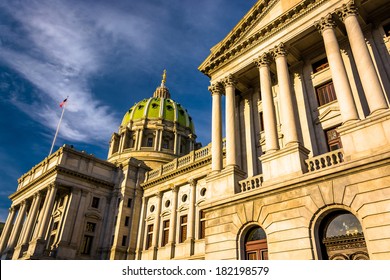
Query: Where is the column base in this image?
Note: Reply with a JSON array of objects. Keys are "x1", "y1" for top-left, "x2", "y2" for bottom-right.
[
  {"x1": 12, "y1": 243, "x2": 29, "y2": 259},
  {"x1": 26, "y1": 238, "x2": 47, "y2": 259},
  {"x1": 1, "y1": 248, "x2": 15, "y2": 260},
  {"x1": 338, "y1": 109, "x2": 390, "y2": 160},
  {"x1": 55, "y1": 242, "x2": 78, "y2": 259},
  {"x1": 206, "y1": 165, "x2": 246, "y2": 196},
  {"x1": 260, "y1": 142, "x2": 310, "y2": 182}
]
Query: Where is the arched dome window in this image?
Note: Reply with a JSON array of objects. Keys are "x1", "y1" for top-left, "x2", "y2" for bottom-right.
[
  {"x1": 317, "y1": 210, "x2": 369, "y2": 260},
  {"x1": 244, "y1": 226, "x2": 268, "y2": 260}
]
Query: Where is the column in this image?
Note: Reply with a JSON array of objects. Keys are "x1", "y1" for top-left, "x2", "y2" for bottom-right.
[
  {"x1": 337, "y1": 2, "x2": 388, "y2": 113},
  {"x1": 37, "y1": 184, "x2": 57, "y2": 239},
  {"x1": 0, "y1": 207, "x2": 16, "y2": 253},
  {"x1": 154, "y1": 130, "x2": 160, "y2": 151},
  {"x1": 223, "y1": 74, "x2": 238, "y2": 167},
  {"x1": 137, "y1": 129, "x2": 143, "y2": 150},
  {"x1": 209, "y1": 83, "x2": 223, "y2": 172},
  {"x1": 135, "y1": 196, "x2": 148, "y2": 259},
  {"x1": 7, "y1": 201, "x2": 27, "y2": 250},
  {"x1": 272, "y1": 43, "x2": 299, "y2": 145},
  {"x1": 187, "y1": 179, "x2": 196, "y2": 242},
  {"x1": 20, "y1": 192, "x2": 42, "y2": 245},
  {"x1": 243, "y1": 97, "x2": 257, "y2": 177},
  {"x1": 255, "y1": 53, "x2": 279, "y2": 152},
  {"x1": 315, "y1": 14, "x2": 359, "y2": 123},
  {"x1": 173, "y1": 129, "x2": 179, "y2": 155},
  {"x1": 168, "y1": 185, "x2": 178, "y2": 258},
  {"x1": 151, "y1": 192, "x2": 162, "y2": 251}
]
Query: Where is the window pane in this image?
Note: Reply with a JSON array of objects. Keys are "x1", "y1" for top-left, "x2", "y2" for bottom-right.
[{"x1": 326, "y1": 213, "x2": 363, "y2": 237}]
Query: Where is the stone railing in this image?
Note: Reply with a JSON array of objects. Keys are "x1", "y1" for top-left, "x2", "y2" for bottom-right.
[
  {"x1": 305, "y1": 149, "x2": 344, "y2": 172},
  {"x1": 238, "y1": 174, "x2": 263, "y2": 193},
  {"x1": 145, "y1": 143, "x2": 212, "y2": 181}
]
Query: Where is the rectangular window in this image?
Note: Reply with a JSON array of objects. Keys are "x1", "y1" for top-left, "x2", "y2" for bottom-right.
[
  {"x1": 179, "y1": 215, "x2": 188, "y2": 243},
  {"x1": 124, "y1": 216, "x2": 130, "y2": 227},
  {"x1": 52, "y1": 221, "x2": 59, "y2": 231},
  {"x1": 316, "y1": 81, "x2": 337, "y2": 106},
  {"x1": 199, "y1": 211, "x2": 206, "y2": 239},
  {"x1": 127, "y1": 198, "x2": 132, "y2": 208},
  {"x1": 122, "y1": 235, "x2": 127, "y2": 246},
  {"x1": 162, "y1": 139, "x2": 169, "y2": 149},
  {"x1": 162, "y1": 220, "x2": 170, "y2": 247},
  {"x1": 147, "y1": 137, "x2": 153, "y2": 147},
  {"x1": 81, "y1": 235, "x2": 93, "y2": 255},
  {"x1": 91, "y1": 197, "x2": 100, "y2": 209},
  {"x1": 325, "y1": 127, "x2": 342, "y2": 151},
  {"x1": 146, "y1": 224, "x2": 154, "y2": 249},
  {"x1": 259, "y1": 111, "x2": 264, "y2": 132},
  {"x1": 383, "y1": 22, "x2": 390, "y2": 37}
]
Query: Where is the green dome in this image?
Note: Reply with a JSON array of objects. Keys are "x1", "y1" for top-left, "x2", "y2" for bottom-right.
[{"x1": 121, "y1": 97, "x2": 195, "y2": 133}]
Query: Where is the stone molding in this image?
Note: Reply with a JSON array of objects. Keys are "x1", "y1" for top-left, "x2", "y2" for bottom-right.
[
  {"x1": 199, "y1": 0, "x2": 328, "y2": 75},
  {"x1": 314, "y1": 13, "x2": 336, "y2": 34},
  {"x1": 336, "y1": 0, "x2": 357, "y2": 22}
]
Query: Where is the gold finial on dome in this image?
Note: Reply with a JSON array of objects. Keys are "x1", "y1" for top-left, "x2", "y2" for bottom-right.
[{"x1": 161, "y1": 69, "x2": 167, "y2": 87}]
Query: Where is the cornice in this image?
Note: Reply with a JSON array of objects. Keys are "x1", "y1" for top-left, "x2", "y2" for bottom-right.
[
  {"x1": 140, "y1": 156, "x2": 211, "y2": 189},
  {"x1": 10, "y1": 165, "x2": 117, "y2": 200},
  {"x1": 199, "y1": 0, "x2": 328, "y2": 76}
]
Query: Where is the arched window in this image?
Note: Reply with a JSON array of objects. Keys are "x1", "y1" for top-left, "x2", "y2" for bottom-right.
[
  {"x1": 244, "y1": 226, "x2": 268, "y2": 260},
  {"x1": 317, "y1": 210, "x2": 369, "y2": 260}
]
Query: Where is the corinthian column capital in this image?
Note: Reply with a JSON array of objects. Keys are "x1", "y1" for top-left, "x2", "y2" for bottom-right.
[
  {"x1": 222, "y1": 74, "x2": 237, "y2": 88},
  {"x1": 336, "y1": 1, "x2": 358, "y2": 22},
  {"x1": 208, "y1": 82, "x2": 224, "y2": 96},
  {"x1": 272, "y1": 42, "x2": 288, "y2": 58},
  {"x1": 314, "y1": 14, "x2": 336, "y2": 34},
  {"x1": 254, "y1": 53, "x2": 271, "y2": 68}
]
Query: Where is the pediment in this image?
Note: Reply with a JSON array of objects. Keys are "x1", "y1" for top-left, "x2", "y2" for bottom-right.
[
  {"x1": 85, "y1": 212, "x2": 102, "y2": 221},
  {"x1": 199, "y1": 0, "x2": 323, "y2": 75},
  {"x1": 316, "y1": 105, "x2": 341, "y2": 124}
]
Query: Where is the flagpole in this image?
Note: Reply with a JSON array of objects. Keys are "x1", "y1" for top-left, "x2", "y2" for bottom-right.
[{"x1": 49, "y1": 97, "x2": 68, "y2": 156}]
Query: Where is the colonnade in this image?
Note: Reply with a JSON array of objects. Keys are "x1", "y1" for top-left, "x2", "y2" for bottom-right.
[
  {"x1": 209, "y1": 1, "x2": 388, "y2": 172},
  {"x1": 0, "y1": 184, "x2": 57, "y2": 258}
]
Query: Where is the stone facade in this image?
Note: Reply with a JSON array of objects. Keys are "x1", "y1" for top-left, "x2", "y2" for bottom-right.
[{"x1": 1, "y1": 0, "x2": 390, "y2": 260}]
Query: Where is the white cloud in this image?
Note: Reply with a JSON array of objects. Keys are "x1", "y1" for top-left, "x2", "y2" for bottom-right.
[{"x1": 0, "y1": 0, "x2": 122, "y2": 142}]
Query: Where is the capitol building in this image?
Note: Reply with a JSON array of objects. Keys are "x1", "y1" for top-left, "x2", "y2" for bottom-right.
[{"x1": 1, "y1": 0, "x2": 390, "y2": 260}]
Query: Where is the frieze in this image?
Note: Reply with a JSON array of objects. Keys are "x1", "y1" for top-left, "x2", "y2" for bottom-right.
[{"x1": 199, "y1": 0, "x2": 328, "y2": 75}]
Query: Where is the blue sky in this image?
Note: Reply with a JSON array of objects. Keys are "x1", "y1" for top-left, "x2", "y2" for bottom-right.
[{"x1": 0, "y1": 0, "x2": 257, "y2": 222}]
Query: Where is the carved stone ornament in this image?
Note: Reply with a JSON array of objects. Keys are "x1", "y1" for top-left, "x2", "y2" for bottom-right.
[
  {"x1": 254, "y1": 53, "x2": 271, "y2": 68},
  {"x1": 272, "y1": 42, "x2": 287, "y2": 58},
  {"x1": 208, "y1": 82, "x2": 224, "y2": 96},
  {"x1": 336, "y1": 1, "x2": 358, "y2": 22},
  {"x1": 222, "y1": 74, "x2": 237, "y2": 88},
  {"x1": 314, "y1": 13, "x2": 336, "y2": 34}
]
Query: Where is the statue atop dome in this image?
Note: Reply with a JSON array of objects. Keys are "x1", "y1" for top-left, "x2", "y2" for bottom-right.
[
  {"x1": 154, "y1": 69, "x2": 171, "y2": 98},
  {"x1": 161, "y1": 69, "x2": 167, "y2": 87}
]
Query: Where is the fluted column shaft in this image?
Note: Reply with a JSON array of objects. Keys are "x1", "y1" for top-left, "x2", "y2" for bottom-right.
[
  {"x1": 224, "y1": 75, "x2": 237, "y2": 167},
  {"x1": 337, "y1": 2, "x2": 388, "y2": 113},
  {"x1": 315, "y1": 14, "x2": 359, "y2": 123},
  {"x1": 272, "y1": 43, "x2": 299, "y2": 145},
  {"x1": 37, "y1": 185, "x2": 57, "y2": 239},
  {"x1": 0, "y1": 207, "x2": 16, "y2": 252},
  {"x1": 255, "y1": 54, "x2": 279, "y2": 152},
  {"x1": 135, "y1": 196, "x2": 148, "y2": 259},
  {"x1": 20, "y1": 192, "x2": 42, "y2": 245},
  {"x1": 209, "y1": 83, "x2": 223, "y2": 171},
  {"x1": 151, "y1": 192, "x2": 162, "y2": 248},
  {"x1": 187, "y1": 180, "x2": 196, "y2": 241},
  {"x1": 7, "y1": 202, "x2": 27, "y2": 249},
  {"x1": 168, "y1": 186, "x2": 178, "y2": 244}
]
